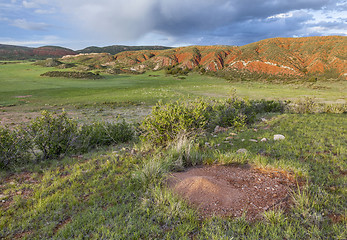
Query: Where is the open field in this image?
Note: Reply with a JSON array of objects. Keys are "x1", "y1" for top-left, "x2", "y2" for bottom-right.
[
  {"x1": 1, "y1": 62, "x2": 346, "y2": 125},
  {"x1": 0, "y1": 61, "x2": 346, "y2": 239}
]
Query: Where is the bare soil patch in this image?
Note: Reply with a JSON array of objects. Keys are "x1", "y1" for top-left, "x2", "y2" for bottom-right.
[{"x1": 167, "y1": 165, "x2": 297, "y2": 221}]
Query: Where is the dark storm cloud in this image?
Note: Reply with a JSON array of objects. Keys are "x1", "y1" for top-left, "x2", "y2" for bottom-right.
[
  {"x1": 0, "y1": 0, "x2": 344, "y2": 49},
  {"x1": 57, "y1": 0, "x2": 345, "y2": 45}
]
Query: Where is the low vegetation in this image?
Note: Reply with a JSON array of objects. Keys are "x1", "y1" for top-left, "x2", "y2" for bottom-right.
[
  {"x1": 40, "y1": 71, "x2": 103, "y2": 79},
  {"x1": 0, "y1": 58, "x2": 346, "y2": 239},
  {"x1": 0, "y1": 111, "x2": 134, "y2": 169},
  {"x1": 1, "y1": 102, "x2": 346, "y2": 239}
]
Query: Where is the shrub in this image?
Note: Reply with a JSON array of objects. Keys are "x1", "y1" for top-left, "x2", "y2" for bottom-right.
[
  {"x1": 140, "y1": 98, "x2": 286, "y2": 146},
  {"x1": 79, "y1": 120, "x2": 134, "y2": 150},
  {"x1": 289, "y1": 97, "x2": 317, "y2": 114},
  {"x1": 28, "y1": 111, "x2": 79, "y2": 160},
  {"x1": 0, "y1": 127, "x2": 31, "y2": 169},
  {"x1": 140, "y1": 99, "x2": 213, "y2": 146}
]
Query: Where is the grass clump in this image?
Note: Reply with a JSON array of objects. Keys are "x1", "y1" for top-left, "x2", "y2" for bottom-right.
[{"x1": 79, "y1": 120, "x2": 134, "y2": 151}]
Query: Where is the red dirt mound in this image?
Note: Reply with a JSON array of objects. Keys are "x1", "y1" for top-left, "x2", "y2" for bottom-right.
[{"x1": 167, "y1": 165, "x2": 297, "y2": 221}]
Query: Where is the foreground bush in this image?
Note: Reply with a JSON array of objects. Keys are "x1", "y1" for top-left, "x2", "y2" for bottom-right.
[
  {"x1": 28, "y1": 111, "x2": 79, "y2": 160},
  {"x1": 140, "y1": 98, "x2": 285, "y2": 146},
  {"x1": 140, "y1": 99, "x2": 213, "y2": 146},
  {"x1": 0, "y1": 111, "x2": 135, "y2": 170},
  {"x1": 0, "y1": 127, "x2": 31, "y2": 169}
]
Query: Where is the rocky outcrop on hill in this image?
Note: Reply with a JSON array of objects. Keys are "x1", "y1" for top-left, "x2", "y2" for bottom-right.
[{"x1": 109, "y1": 36, "x2": 346, "y2": 78}]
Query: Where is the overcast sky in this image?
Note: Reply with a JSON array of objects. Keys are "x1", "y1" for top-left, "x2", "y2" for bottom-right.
[{"x1": 0, "y1": 0, "x2": 346, "y2": 49}]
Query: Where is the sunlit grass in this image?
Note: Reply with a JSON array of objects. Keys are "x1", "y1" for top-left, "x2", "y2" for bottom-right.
[{"x1": 1, "y1": 113, "x2": 346, "y2": 239}]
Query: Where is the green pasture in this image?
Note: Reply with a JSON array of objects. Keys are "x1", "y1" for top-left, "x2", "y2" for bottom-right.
[{"x1": 0, "y1": 62, "x2": 345, "y2": 111}]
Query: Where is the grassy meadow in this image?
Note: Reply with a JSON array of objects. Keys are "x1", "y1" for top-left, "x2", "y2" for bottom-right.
[{"x1": 0, "y1": 61, "x2": 346, "y2": 239}]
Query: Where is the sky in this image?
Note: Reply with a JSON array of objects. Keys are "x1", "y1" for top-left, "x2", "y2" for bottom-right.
[{"x1": 0, "y1": 0, "x2": 346, "y2": 49}]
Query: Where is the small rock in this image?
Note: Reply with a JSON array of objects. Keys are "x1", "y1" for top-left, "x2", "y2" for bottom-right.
[
  {"x1": 274, "y1": 134, "x2": 285, "y2": 140},
  {"x1": 0, "y1": 194, "x2": 8, "y2": 200},
  {"x1": 241, "y1": 139, "x2": 245, "y2": 142},
  {"x1": 214, "y1": 125, "x2": 228, "y2": 133},
  {"x1": 253, "y1": 128, "x2": 258, "y2": 132},
  {"x1": 249, "y1": 139, "x2": 258, "y2": 142},
  {"x1": 236, "y1": 148, "x2": 247, "y2": 154},
  {"x1": 261, "y1": 118, "x2": 267, "y2": 122},
  {"x1": 225, "y1": 136, "x2": 233, "y2": 140},
  {"x1": 230, "y1": 132, "x2": 237, "y2": 136},
  {"x1": 260, "y1": 138, "x2": 267, "y2": 142}
]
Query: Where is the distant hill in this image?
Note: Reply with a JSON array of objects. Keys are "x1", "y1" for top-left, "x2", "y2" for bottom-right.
[
  {"x1": 105, "y1": 36, "x2": 346, "y2": 78},
  {"x1": 0, "y1": 44, "x2": 171, "y2": 60},
  {"x1": 0, "y1": 45, "x2": 76, "y2": 60},
  {"x1": 77, "y1": 45, "x2": 171, "y2": 55}
]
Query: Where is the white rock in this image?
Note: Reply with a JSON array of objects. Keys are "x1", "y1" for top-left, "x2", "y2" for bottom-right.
[
  {"x1": 261, "y1": 118, "x2": 267, "y2": 122},
  {"x1": 0, "y1": 194, "x2": 8, "y2": 200},
  {"x1": 236, "y1": 148, "x2": 248, "y2": 154},
  {"x1": 260, "y1": 138, "x2": 267, "y2": 142},
  {"x1": 274, "y1": 134, "x2": 285, "y2": 140},
  {"x1": 249, "y1": 139, "x2": 258, "y2": 142}
]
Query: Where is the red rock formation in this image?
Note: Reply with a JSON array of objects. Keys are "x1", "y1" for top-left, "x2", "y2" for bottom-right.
[{"x1": 63, "y1": 36, "x2": 347, "y2": 78}]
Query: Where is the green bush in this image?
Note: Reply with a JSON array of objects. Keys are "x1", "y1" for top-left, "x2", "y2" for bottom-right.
[
  {"x1": 28, "y1": 111, "x2": 79, "y2": 160},
  {"x1": 140, "y1": 99, "x2": 213, "y2": 146},
  {"x1": 289, "y1": 97, "x2": 317, "y2": 114},
  {"x1": 0, "y1": 127, "x2": 31, "y2": 169},
  {"x1": 140, "y1": 98, "x2": 286, "y2": 146},
  {"x1": 79, "y1": 120, "x2": 134, "y2": 150},
  {"x1": 212, "y1": 98, "x2": 284, "y2": 128}
]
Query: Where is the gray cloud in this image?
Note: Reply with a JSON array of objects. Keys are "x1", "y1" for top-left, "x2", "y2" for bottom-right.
[
  {"x1": 54, "y1": 0, "x2": 345, "y2": 45},
  {"x1": 2, "y1": 0, "x2": 341, "y2": 47},
  {"x1": 11, "y1": 18, "x2": 50, "y2": 31}
]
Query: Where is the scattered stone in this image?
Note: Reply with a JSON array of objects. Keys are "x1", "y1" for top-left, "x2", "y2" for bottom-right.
[
  {"x1": 230, "y1": 133, "x2": 237, "y2": 136},
  {"x1": 225, "y1": 136, "x2": 233, "y2": 140},
  {"x1": 241, "y1": 139, "x2": 245, "y2": 142},
  {"x1": 214, "y1": 125, "x2": 228, "y2": 133},
  {"x1": 261, "y1": 118, "x2": 267, "y2": 122},
  {"x1": 236, "y1": 148, "x2": 247, "y2": 154},
  {"x1": 249, "y1": 139, "x2": 258, "y2": 142},
  {"x1": 274, "y1": 134, "x2": 285, "y2": 141},
  {"x1": 0, "y1": 194, "x2": 8, "y2": 200},
  {"x1": 260, "y1": 138, "x2": 267, "y2": 142},
  {"x1": 213, "y1": 135, "x2": 217, "y2": 138},
  {"x1": 253, "y1": 128, "x2": 258, "y2": 132}
]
